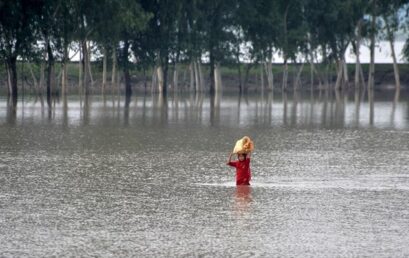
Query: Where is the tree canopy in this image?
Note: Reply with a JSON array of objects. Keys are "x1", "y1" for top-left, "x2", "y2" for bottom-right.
[{"x1": 1, "y1": 0, "x2": 408, "y2": 99}]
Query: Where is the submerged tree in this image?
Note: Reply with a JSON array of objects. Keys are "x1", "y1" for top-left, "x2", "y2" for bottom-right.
[
  {"x1": 0, "y1": 0, "x2": 42, "y2": 105},
  {"x1": 238, "y1": 0, "x2": 280, "y2": 92},
  {"x1": 379, "y1": 0, "x2": 407, "y2": 90}
]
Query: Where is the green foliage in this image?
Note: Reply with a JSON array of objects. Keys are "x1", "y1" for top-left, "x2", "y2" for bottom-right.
[
  {"x1": 0, "y1": 0, "x2": 42, "y2": 60},
  {"x1": 1, "y1": 0, "x2": 409, "y2": 94}
]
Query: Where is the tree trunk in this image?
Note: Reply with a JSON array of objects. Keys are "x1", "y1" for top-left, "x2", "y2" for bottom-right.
[
  {"x1": 264, "y1": 61, "x2": 273, "y2": 91},
  {"x1": 162, "y1": 57, "x2": 169, "y2": 96},
  {"x1": 156, "y1": 65, "x2": 164, "y2": 93},
  {"x1": 335, "y1": 59, "x2": 344, "y2": 90},
  {"x1": 237, "y1": 61, "x2": 243, "y2": 93},
  {"x1": 82, "y1": 40, "x2": 89, "y2": 94},
  {"x1": 142, "y1": 68, "x2": 148, "y2": 93},
  {"x1": 111, "y1": 47, "x2": 117, "y2": 92},
  {"x1": 282, "y1": 5, "x2": 289, "y2": 91},
  {"x1": 209, "y1": 51, "x2": 215, "y2": 95},
  {"x1": 28, "y1": 62, "x2": 39, "y2": 93},
  {"x1": 214, "y1": 63, "x2": 222, "y2": 93},
  {"x1": 78, "y1": 45, "x2": 83, "y2": 95},
  {"x1": 46, "y1": 39, "x2": 54, "y2": 106},
  {"x1": 268, "y1": 61, "x2": 273, "y2": 91},
  {"x1": 194, "y1": 61, "x2": 200, "y2": 92},
  {"x1": 243, "y1": 63, "x2": 252, "y2": 94},
  {"x1": 87, "y1": 41, "x2": 94, "y2": 85},
  {"x1": 151, "y1": 65, "x2": 157, "y2": 93},
  {"x1": 294, "y1": 63, "x2": 304, "y2": 89},
  {"x1": 62, "y1": 43, "x2": 68, "y2": 96},
  {"x1": 260, "y1": 63, "x2": 265, "y2": 93},
  {"x1": 385, "y1": 17, "x2": 400, "y2": 90},
  {"x1": 5, "y1": 62, "x2": 12, "y2": 96},
  {"x1": 123, "y1": 40, "x2": 132, "y2": 97},
  {"x1": 368, "y1": 0, "x2": 376, "y2": 89},
  {"x1": 102, "y1": 46, "x2": 107, "y2": 94},
  {"x1": 173, "y1": 64, "x2": 178, "y2": 92},
  {"x1": 282, "y1": 60, "x2": 288, "y2": 91},
  {"x1": 322, "y1": 47, "x2": 329, "y2": 87},
  {"x1": 198, "y1": 61, "x2": 204, "y2": 91},
  {"x1": 189, "y1": 62, "x2": 194, "y2": 91},
  {"x1": 355, "y1": 20, "x2": 363, "y2": 87},
  {"x1": 310, "y1": 61, "x2": 314, "y2": 90},
  {"x1": 7, "y1": 57, "x2": 18, "y2": 106},
  {"x1": 343, "y1": 60, "x2": 349, "y2": 84}
]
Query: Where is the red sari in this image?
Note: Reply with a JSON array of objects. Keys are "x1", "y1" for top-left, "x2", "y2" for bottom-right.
[{"x1": 228, "y1": 158, "x2": 251, "y2": 185}]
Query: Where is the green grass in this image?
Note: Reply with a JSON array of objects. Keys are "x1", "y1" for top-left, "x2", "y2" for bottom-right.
[{"x1": 1, "y1": 61, "x2": 408, "y2": 85}]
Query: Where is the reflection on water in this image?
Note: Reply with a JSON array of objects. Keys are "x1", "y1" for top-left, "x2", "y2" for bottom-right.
[
  {"x1": 1, "y1": 89, "x2": 408, "y2": 129},
  {"x1": 234, "y1": 186, "x2": 252, "y2": 216},
  {"x1": 1, "y1": 89, "x2": 409, "y2": 257}
]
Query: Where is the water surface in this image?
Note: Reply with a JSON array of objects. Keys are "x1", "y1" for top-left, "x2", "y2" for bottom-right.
[{"x1": 1, "y1": 90, "x2": 409, "y2": 257}]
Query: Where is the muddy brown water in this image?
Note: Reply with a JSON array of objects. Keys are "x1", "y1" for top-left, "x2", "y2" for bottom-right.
[{"x1": 1, "y1": 91, "x2": 409, "y2": 257}]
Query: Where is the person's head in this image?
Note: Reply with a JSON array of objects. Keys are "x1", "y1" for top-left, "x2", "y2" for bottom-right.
[{"x1": 238, "y1": 153, "x2": 247, "y2": 161}]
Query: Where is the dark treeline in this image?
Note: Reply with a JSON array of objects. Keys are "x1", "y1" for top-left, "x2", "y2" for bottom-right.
[{"x1": 1, "y1": 0, "x2": 409, "y2": 107}]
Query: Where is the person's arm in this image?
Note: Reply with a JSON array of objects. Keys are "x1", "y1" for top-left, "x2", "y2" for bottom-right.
[{"x1": 226, "y1": 152, "x2": 233, "y2": 165}]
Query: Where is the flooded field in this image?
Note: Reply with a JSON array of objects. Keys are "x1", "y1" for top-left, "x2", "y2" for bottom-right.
[{"x1": 1, "y1": 90, "x2": 409, "y2": 257}]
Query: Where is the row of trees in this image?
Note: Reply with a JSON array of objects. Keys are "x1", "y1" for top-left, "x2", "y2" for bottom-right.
[{"x1": 1, "y1": 0, "x2": 408, "y2": 105}]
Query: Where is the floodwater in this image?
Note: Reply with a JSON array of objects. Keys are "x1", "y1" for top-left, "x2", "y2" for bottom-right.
[{"x1": 1, "y1": 90, "x2": 409, "y2": 257}]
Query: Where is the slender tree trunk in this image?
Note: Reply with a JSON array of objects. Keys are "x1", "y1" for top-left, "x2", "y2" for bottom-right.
[
  {"x1": 243, "y1": 63, "x2": 252, "y2": 94},
  {"x1": 156, "y1": 65, "x2": 164, "y2": 93},
  {"x1": 46, "y1": 39, "x2": 55, "y2": 106},
  {"x1": 87, "y1": 41, "x2": 94, "y2": 85},
  {"x1": 265, "y1": 60, "x2": 273, "y2": 91},
  {"x1": 194, "y1": 61, "x2": 200, "y2": 92},
  {"x1": 335, "y1": 59, "x2": 344, "y2": 90},
  {"x1": 282, "y1": 5, "x2": 289, "y2": 91},
  {"x1": 7, "y1": 57, "x2": 18, "y2": 106},
  {"x1": 343, "y1": 59, "x2": 349, "y2": 84},
  {"x1": 143, "y1": 68, "x2": 148, "y2": 93},
  {"x1": 62, "y1": 43, "x2": 68, "y2": 96},
  {"x1": 310, "y1": 60, "x2": 314, "y2": 90},
  {"x1": 322, "y1": 46, "x2": 329, "y2": 87},
  {"x1": 308, "y1": 34, "x2": 315, "y2": 89},
  {"x1": 282, "y1": 60, "x2": 288, "y2": 91},
  {"x1": 162, "y1": 57, "x2": 169, "y2": 96},
  {"x1": 123, "y1": 40, "x2": 132, "y2": 97},
  {"x1": 198, "y1": 61, "x2": 204, "y2": 92},
  {"x1": 268, "y1": 61, "x2": 273, "y2": 91},
  {"x1": 5, "y1": 62, "x2": 12, "y2": 96},
  {"x1": 384, "y1": 17, "x2": 400, "y2": 90},
  {"x1": 78, "y1": 45, "x2": 83, "y2": 94},
  {"x1": 189, "y1": 62, "x2": 195, "y2": 91},
  {"x1": 368, "y1": 0, "x2": 376, "y2": 89},
  {"x1": 237, "y1": 61, "x2": 243, "y2": 93},
  {"x1": 173, "y1": 63, "x2": 178, "y2": 92},
  {"x1": 260, "y1": 63, "x2": 265, "y2": 93},
  {"x1": 111, "y1": 47, "x2": 117, "y2": 92},
  {"x1": 209, "y1": 51, "x2": 215, "y2": 95},
  {"x1": 214, "y1": 63, "x2": 222, "y2": 93},
  {"x1": 151, "y1": 65, "x2": 157, "y2": 93},
  {"x1": 28, "y1": 62, "x2": 39, "y2": 93},
  {"x1": 102, "y1": 46, "x2": 107, "y2": 94},
  {"x1": 294, "y1": 63, "x2": 304, "y2": 88},
  {"x1": 369, "y1": 87, "x2": 374, "y2": 125},
  {"x1": 355, "y1": 20, "x2": 363, "y2": 87},
  {"x1": 82, "y1": 40, "x2": 89, "y2": 94},
  {"x1": 214, "y1": 63, "x2": 219, "y2": 92}
]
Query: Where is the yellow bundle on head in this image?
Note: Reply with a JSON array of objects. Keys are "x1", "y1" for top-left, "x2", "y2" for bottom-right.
[{"x1": 233, "y1": 136, "x2": 254, "y2": 154}]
